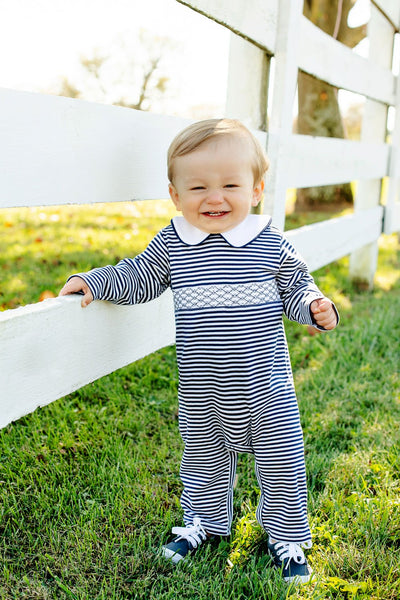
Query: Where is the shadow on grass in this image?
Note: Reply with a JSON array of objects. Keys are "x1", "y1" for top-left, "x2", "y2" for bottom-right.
[{"x1": 1, "y1": 201, "x2": 399, "y2": 598}]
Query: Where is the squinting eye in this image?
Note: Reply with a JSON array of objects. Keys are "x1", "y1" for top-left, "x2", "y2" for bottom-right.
[
  {"x1": 225, "y1": 184, "x2": 238, "y2": 188},
  {"x1": 190, "y1": 186, "x2": 205, "y2": 191}
]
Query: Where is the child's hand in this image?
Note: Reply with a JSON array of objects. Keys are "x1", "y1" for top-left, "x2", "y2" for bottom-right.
[
  {"x1": 59, "y1": 277, "x2": 94, "y2": 308},
  {"x1": 310, "y1": 298, "x2": 337, "y2": 330}
]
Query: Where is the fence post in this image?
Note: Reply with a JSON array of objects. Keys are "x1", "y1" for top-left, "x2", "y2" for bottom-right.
[
  {"x1": 225, "y1": 33, "x2": 269, "y2": 132},
  {"x1": 225, "y1": 0, "x2": 303, "y2": 227},
  {"x1": 263, "y1": 0, "x2": 303, "y2": 230},
  {"x1": 349, "y1": 5, "x2": 394, "y2": 288},
  {"x1": 384, "y1": 51, "x2": 400, "y2": 236},
  {"x1": 225, "y1": 33, "x2": 270, "y2": 215}
]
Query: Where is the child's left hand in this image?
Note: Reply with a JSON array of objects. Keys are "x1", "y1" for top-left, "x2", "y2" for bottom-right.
[{"x1": 310, "y1": 298, "x2": 337, "y2": 330}]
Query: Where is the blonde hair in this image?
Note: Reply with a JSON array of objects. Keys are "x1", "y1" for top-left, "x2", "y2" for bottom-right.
[{"x1": 167, "y1": 118, "x2": 269, "y2": 184}]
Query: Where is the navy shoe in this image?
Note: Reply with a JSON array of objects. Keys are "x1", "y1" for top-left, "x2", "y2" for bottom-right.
[
  {"x1": 267, "y1": 539, "x2": 313, "y2": 584},
  {"x1": 161, "y1": 518, "x2": 210, "y2": 564}
]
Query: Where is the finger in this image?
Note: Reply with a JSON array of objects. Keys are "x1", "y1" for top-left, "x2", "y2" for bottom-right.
[
  {"x1": 310, "y1": 299, "x2": 321, "y2": 314},
  {"x1": 59, "y1": 283, "x2": 76, "y2": 296},
  {"x1": 81, "y1": 291, "x2": 93, "y2": 308},
  {"x1": 315, "y1": 310, "x2": 337, "y2": 329},
  {"x1": 317, "y1": 298, "x2": 331, "y2": 311},
  {"x1": 59, "y1": 277, "x2": 86, "y2": 297},
  {"x1": 314, "y1": 307, "x2": 332, "y2": 322},
  {"x1": 319, "y1": 316, "x2": 336, "y2": 330},
  {"x1": 314, "y1": 299, "x2": 333, "y2": 319}
]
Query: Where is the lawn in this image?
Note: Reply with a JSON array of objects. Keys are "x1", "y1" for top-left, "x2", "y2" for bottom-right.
[{"x1": 0, "y1": 202, "x2": 399, "y2": 599}]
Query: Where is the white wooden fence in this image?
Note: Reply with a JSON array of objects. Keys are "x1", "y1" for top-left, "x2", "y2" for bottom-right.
[{"x1": 1, "y1": 0, "x2": 399, "y2": 429}]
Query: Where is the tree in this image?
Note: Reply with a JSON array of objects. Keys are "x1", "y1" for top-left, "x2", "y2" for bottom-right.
[
  {"x1": 54, "y1": 30, "x2": 175, "y2": 112},
  {"x1": 343, "y1": 102, "x2": 363, "y2": 140},
  {"x1": 296, "y1": 0, "x2": 368, "y2": 211}
]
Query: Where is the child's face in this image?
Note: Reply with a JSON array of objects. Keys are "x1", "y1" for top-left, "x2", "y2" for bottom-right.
[{"x1": 169, "y1": 135, "x2": 264, "y2": 234}]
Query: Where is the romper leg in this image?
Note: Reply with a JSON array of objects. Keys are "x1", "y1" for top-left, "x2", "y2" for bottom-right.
[
  {"x1": 252, "y1": 392, "x2": 311, "y2": 543},
  {"x1": 180, "y1": 437, "x2": 238, "y2": 536}
]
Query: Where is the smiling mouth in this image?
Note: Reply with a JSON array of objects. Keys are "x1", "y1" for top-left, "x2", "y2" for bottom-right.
[{"x1": 203, "y1": 211, "x2": 229, "y2": 217}]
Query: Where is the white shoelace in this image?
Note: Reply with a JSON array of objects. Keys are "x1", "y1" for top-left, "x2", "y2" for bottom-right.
[
  {"x1": 172, "y1": 518, "x2": 208, "y2": 548},
  {"x1": 272, "y1": 541, "x2": 312, "y2": 565}
]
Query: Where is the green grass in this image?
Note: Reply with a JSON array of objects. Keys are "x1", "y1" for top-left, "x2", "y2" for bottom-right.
[
  {"x1": 0, "y1": 200, "x2": 177, "y2": 309},
  {"x1": 1, "y1": 203, "x2": 400, "y2": 599}
]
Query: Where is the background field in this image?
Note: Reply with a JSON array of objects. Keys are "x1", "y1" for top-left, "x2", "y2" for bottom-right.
[{"x1": 1, "y1": 202, "x2": 399, "y2": 599}]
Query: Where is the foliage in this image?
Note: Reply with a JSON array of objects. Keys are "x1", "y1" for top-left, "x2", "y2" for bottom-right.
[
  {"x1": 1, "y1": 203, "x2": 399, "y2": 599},
  {"x1": 53, "y1": 31, "x2": 177, "y2": 111}
]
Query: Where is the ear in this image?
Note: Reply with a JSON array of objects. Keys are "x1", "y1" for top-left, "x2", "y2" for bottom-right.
[
  {"x1": 169, "y1": 183, "x2": 182, "y2": 211},
  {"x1": 251, "y1": 178, "x2": 265, "y2": 207}
]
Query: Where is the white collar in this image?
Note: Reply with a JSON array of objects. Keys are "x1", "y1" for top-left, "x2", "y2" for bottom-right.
[{"x1": 171, "y1": 214, "x2": 272, "y2": 247}]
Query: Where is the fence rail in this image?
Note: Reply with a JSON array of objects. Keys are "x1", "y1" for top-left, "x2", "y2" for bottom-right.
[
  {"x1": 299, "y1": 16, "x2": 396, "y2": 105},
  {"x1": 0, "y1": 90, "x2": 190, "y2": 208},
  {"x1": 0, "y1": 292, "x2": 175, "y2": 429},
  {"x1": 1, "y1": 0, "x2": 399, "y2": 429}
]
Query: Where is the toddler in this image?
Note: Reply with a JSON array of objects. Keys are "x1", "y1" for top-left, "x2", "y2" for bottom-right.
[{"x1": 60, "y1": 118, "x2": 338, "y2": 584}]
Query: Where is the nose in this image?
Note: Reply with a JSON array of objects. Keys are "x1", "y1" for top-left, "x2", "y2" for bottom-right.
[{"x1": 207, "y1": 189, "x2": 224, "y2": 204}]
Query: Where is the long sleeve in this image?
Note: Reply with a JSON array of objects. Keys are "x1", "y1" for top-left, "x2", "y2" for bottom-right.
[
  {"x1": 275, "y1": 232, "x2": 338, "y2": 330},
  {"x1": 70, "y1": 230, "x2": 171, "y2": 305}
]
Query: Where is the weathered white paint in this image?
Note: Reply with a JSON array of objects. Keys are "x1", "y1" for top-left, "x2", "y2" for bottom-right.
[
  {"x1": 1, "y1": 0, "x2": 400, "y2": 429},
  {"x1": 385, "y1": 120, "x2": 400, "y2": 234},
  {"x1": 265, "y1": 0, "x2": 303, "y2": 229},
  {"x1": 226, "y1": 33, "x2": 269, "y2": 131},
  {"x1": 286, "y1": 206, "x2": 384, "y2": 273},
  {"x1": 350, "y1": 5, "x2": 393, "y2": 287},
  {"x1": 277, "y1": 134, "x2": 389, "y2": 189},
  {"x1": 373, "y1": 0, "x2": 400, "y2": 29},
  {"x1": 385, "y1": 200, "x2": 400, "y2": 233},
  {"x1": 299, "y1": 16, "x2": 396, "y2": 106},
  {"x1": 177, "y1": 0, "x2": 278, "y2": 54},
  {"x1": 0, "y1": 206, "x2": 381, "y2": 428},
  {"x1": 0, "y1": 292, "x2": 175, "y2": 428},
  {"x1": 383, "y1": 1, "x2": 400, "y2": 234},
  {"x1": 0, "y1": 89, "x2": 190, "y2": 208}
]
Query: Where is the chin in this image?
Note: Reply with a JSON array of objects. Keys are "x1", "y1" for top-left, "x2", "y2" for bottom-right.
[{"x1": 199, "y1": 214, "x2": 231, "y2": 227}]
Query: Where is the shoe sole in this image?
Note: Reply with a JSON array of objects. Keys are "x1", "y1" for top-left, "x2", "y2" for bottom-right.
[
  {"x1": 283, "y1": 566, "x2": 313, "y2": 585},
  {"x1": 161, "y1": 546, "x2": 187, "y2": 564}
]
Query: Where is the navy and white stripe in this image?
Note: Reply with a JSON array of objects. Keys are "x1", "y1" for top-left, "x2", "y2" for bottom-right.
[{"x1": 76, "y1": 219, "x2": 332, "y2": 543}]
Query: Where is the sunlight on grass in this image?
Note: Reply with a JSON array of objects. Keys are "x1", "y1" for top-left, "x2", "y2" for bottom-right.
[
  {"x1": 226, "y1": 507, "x2": 263, "y2": 571},
  {"x1": 1, "y1": 203, "x2": 400, "y2": 598},
  {"x1": 0, "y1": 200, "x2": 178, "y2": 309},
  {"x1": 375, "y1": 234, "x2": 400, "y2": 290}
]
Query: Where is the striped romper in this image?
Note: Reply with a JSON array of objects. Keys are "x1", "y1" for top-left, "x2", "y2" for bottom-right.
[{"x1": 77, "y1": 214, "x2": 335, "y2": 544}]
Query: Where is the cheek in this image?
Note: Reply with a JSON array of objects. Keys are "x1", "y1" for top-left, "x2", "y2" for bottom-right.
[
  {"x1": 174, "y1": 198, "x2": 183, "y2": 211},
  {"x1": 180, "y1": 197, "x2": 199, "y2": 212},
  {"x1": 171, "y1": 192, "x2": 191, "y2": 213}
]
